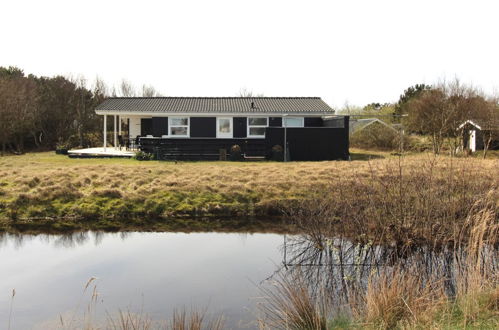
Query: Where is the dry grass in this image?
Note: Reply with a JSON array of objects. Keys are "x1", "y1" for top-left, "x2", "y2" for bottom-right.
[
  {"x1": 0, "y1": 151, "x2": 496, "y2": 236},
  {"x1": 260, "y1": 196, "x2": 499, "y2": 329},
  {"x1": 170, "y1": 308, "x2": 224, "y2": 330},
  {"x1": 259, "y1": 272, "x2": 330, "y2": 330},
  {"x1": 287, "y1": 154, "x2": 498, "y2": 246},
  {"x1": 362, "y1": 268, "x2": 446, "y2": 328}
]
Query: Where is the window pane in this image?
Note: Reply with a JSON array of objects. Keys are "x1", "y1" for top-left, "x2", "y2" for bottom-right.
[
  {"x1": 249, "y1": 127, "x2": 266, "y2": 136},
  {"x1": 171, "y1": 118, "x2": 188, "y2": 126},
  {"x1": 170, "y1": 127, "x2": 188, "y2": 136},
  {"x1": 219, "y1": 119, "x2": 230, "y2": 133},
  {"x1": 248, "y1": 117, "x2": 267, "y2": 126},
  {"x1": 284, "y1": 117, "x2": 303, "y2": 127}
]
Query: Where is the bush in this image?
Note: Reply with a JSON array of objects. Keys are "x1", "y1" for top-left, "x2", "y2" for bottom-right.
[
  {"x1": 230, "y1": 145, "x2": 243, "y2": 161},
  {"x1": 65, "y1": 132, "x2": 103, "y2": 149},
  {"x1": 350, "y1": 123, "x2": 407, "y2": 151},
  {"x1": 271, "y1": 145, "x2": 284, "y2": 161},
  {"x1": 133, "y1": 151, "x2": 154, "y2": 161}
]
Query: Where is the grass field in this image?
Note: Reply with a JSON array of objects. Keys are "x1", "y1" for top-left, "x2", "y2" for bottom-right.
[{"x1": 0, "y1": 149, "x2": 497, "y2": 233}]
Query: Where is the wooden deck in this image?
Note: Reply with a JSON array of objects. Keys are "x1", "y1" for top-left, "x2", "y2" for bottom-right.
[{"x1": 67, "y1": 147, "x2": 136, "y2": 158}]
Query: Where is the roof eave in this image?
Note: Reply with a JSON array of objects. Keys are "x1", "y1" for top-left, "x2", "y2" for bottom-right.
[{"x1": 95, "y1": 110, "x2": 335, "y2": 116}]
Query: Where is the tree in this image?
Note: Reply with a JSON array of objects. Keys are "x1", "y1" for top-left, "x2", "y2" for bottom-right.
[
  {"x1": 404, "y1": 80, "x2": 485, "y2": 155},
  {"x1": 141, "y1": 84, "x2": 162, "y2": 97},
  {"x1": 395, "y1": 84, "x2": 432, "y2": 118},
  {"x1": 475, "y1": 98, "x2": 499, "y2": 158},
  {"x1": 120, "y1": 79, "x2": 136, "y2": 97},
  {"x1": 405, "y1": 88, "x2": 450, "y2": 154},
  {"x1": 237, "y1": 88, "x2": 264, "y2": 97}
]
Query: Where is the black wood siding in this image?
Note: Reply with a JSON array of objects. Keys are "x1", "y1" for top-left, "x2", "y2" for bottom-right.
[
  {"x1": 266, "y1": 126, "x2": 349, "y2": 161},
  {"x1": 269, "y1": 117, "x2": 282, "y2": 127},
  {"x1": 140, "y1": 138, "x2": 266, "y2": 160},
  {"x1": 191, "y1": 117, "x2": 216, "y2": 137},
  {"x1": 141, "y1": 118, "x2": 153, "y2": 136},
  {"x1": 152, "y1": 117, "x2": 168, "y2": 136},
  {"x1": 304, "y1": 117, "x2": 324, "y2": 127},
  {"x1": 233, "y1": 117, "x2": 247, "y2": 138}
]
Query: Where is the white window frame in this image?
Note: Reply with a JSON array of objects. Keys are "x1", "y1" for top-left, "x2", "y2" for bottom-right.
[
  {"x1": 169, "y1": 116, "x2": 189, "y2": 137},
  {"x1": 217, "y1": 117, "x2": 233, "y2": 138},
  {"x1": 283, "y1": 117, "x2": 304, "y2": 128},
  {"x1": 247, "y1": 117, "x2": 268, "y2": 138}
]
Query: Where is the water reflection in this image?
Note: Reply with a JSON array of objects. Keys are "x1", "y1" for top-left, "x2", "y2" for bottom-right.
[
  {"x1": 2, "y1": 230, "x2": 497, "y2": 328},
  {"x1": 0, "y1": 231, "x2": 134, "y2": 250},
  {"x1": 0, "y1": 231, "x2": 283, "y2": 329},
  {"x1": 274, "y1": 233, "x2": 499, "y2": 310}
]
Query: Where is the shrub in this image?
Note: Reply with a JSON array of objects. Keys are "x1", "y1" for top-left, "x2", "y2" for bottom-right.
[
  {"x1": 350, "y1": 123, "x2": 405, "y2": 150},
  {"x1": 271, "y1": 145, "x2": 284, "y2": 161},
  {"x1": 230, "y1": 145, "x2": 243, "y2": 161},
  {"x1": 133, "y1": 151, "x2": 154, "y2": 161},
  {"x1": 66, "y1": 132, "x2": 103, "y2": 149}
]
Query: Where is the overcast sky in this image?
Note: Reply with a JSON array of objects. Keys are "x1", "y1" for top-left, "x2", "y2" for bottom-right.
[{"x1": 2, "y1": 0, "x2": 498, "y2": 108}]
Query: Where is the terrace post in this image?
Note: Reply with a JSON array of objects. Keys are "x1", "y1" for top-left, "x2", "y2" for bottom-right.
[
  {"x1": 103, "y1": 114, "x2": 107, "y2": 151},
  {"x1": 283, "y1": 114, "x2": 288, "y2": 162},
  {"x1": 118, "y1": 115, "x2": 122, "y2": 135},
  {"x1": 114, "y1": 115, "x2": 117, "y2": 149}
]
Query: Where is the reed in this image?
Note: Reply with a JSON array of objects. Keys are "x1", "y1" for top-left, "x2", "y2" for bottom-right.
[
  {"x1": 259, "y1": 272, "x2": 330, "y2": 330},
  {"x1": 170, "y1": 308, "x2": 224, "y2": 330},
  {"x1": 7, "y1": 288, "x2": 15, "y2": 330},
  {"x1": 262, "y1": 194, "x2": 498, "y2": 329}
]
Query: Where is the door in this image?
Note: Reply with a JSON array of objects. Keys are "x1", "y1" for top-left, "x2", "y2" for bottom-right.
[
  {"x1": 217, "y1": 117, "x2": 233, "y2": 138},
  {"x1": 470, "y1": 130, "x2": 476, "y2": 152}
]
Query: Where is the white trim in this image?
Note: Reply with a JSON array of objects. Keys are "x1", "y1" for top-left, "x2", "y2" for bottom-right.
[
  {"x1": 216, "y1": 117, "x2": 233, "y2": 138},
  {"x1": 168, "y1": 116, "x2": 190, "y2": 137},
  {"x1": 247, "y1": 117, "x2": 268, "y2": 138},
  {"x1": 113, "y1": 115, "x2": 118, "y2": 147},
  {"x1": 95, "y1": 111, "x2": 330, "y2": 117},
  {"x1": 470, "y1": 129, "x2": 476, "y2": 152},
  {"x1": 103, "y1": 114, "x2": 107, "y2": 151},
  {"x1": 458, "y1": 120, "x2": 482, "y2": 130}
]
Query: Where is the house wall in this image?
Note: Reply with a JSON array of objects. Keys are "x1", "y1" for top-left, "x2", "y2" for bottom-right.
[
  {"x1": 191, "y1": 117, "x2": 216, "y2": 137},
  {"x1": 126, "y1": 115, "x2": 333, "y2": 139},
  {"x1": 152, "y1": 117, "x2": 169, "y2": 136},
  {"x1": 269, "y1": 117, "x2": 282, "y2": 127},
  {"x1": 304, "y1": 117, "x2": 324, "y2": 127},
  {"x1": 139, "y1": 125, "x2": 349, "y2": 161},
  {"x1": 233, "y1": 117, "x2": 247, "y2": 138},
  {"x1": 129, "y1": 117, "x2": 142, "y2": 138},
  {"x1": 266, "y1": 126, "x2": 349, "y2": 161},
  {"x1": 141, "y1": 118, "x2": 153, "y2": 136}
]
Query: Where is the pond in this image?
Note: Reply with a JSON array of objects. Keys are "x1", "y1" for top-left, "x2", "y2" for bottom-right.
[
  {"x1": 2, "y1": 230, "x2": 497, "y2": 329},
  {"x1": 0, "y1": 231, "x2": 286, "y2": 329}
]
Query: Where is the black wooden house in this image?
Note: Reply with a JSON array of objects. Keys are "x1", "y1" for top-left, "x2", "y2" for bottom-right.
[{"x1": 95, "y1": 97, "x2": 349, "y2": 161}]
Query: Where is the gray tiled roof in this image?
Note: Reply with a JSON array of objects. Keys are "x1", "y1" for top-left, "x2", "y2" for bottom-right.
[{"x1": 95, "y1": 97, "x2": 334, "y2": 114}]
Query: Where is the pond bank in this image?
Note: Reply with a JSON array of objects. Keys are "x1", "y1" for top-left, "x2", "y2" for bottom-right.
[
  {"x1": 0, "y1": 152, "x2": 497, "y2": 239},
  {"x1": 0, "y1": 216, "x2": 296, "y2": 235}
]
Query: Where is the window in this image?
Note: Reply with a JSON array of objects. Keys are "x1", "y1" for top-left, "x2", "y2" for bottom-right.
[
  {"x1": 247, "y1": 117, "x2": 268, "y2": 137},
  {"x1": 169, "y1": 117, "x2": 189, "y2": 137},
  {"x1": 217, "y1": 117, "x2": 233, "y2": 138},
  {"x1": 283, "y1": 117, "x2": 304, "y2": 127}
]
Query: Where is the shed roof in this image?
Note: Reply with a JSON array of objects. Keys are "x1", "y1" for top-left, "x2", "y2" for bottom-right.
[
  {"x1": 459, "y1": 119, "x2": 499, "y2": 131},
  {"x1": 349, "y1": 118, "x2": 398, "y2": 134},
  {"x1": 95, "y1": 97, "x2": 334, "y2": 115}
]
